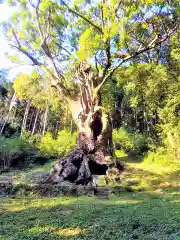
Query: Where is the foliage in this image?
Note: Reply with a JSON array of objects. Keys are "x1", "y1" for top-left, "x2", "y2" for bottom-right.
[
  {"x1": 13, "y1": 70, "x2": 66, "y2": 111},
  {"x1": 2, "y1": 0, "x2": 178, "y2": 100},
  {"x1": 115, "y1": 58, "x2": 180, "y2": 158},
  {"x1": 101, "y1": 80, "x2": 120, "y2": 111},
  {"x1": 113, "y1": 128, "x2": 149, "y2": 155},
  {"x1": 116, "y1": 63, "x2": 168, "y2": 125},
  {"x1": 159, "y1": 123, "x2": 180, "y2": 159},
  {"x1": 37, "y1": 130, "x2": 77, "y2": 157},
  {"x1": 21, "y1": 129, "x2": 77, "y2": 158},
  {"x1": 21, "y1": 130, "x2": 42, "y2": 145},
  {"x1": 0, "y1": 0, "x2": 179, "y2": 160},
  {"x1": 0, "y1": 136, "x2": 32, "y2": 169}
]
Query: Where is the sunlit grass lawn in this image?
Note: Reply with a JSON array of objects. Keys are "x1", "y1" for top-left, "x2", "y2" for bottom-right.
[
  {"x1": 0, "y1": 151, "x2": 180, "y2": 240},
  {"x1": 0, "y1": 192, "x2": 180, "y2": 240}
]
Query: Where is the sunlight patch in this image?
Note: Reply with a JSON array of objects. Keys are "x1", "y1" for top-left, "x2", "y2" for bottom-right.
[
  {"x1": 171, "y1": 199, "x2": 180, "y2": 203},
  {"x1": 0, "y1": 197, "x2": 77, "y2": 214},
  {"x1": 54, "y1": 227, "x2": 86, "y2": 236},
  {"x1": 28, "y1": 226, "x2": 86, "y2": 236},
  {"x1": 115, "y1": 199, "x2": 141, "y2": 205},
  {"x1": 160, "y1": 181, "x2": 180, "y2": 188},
  {"x1": 0, "y1": 204, "x2": 25, "y2": 212},
  {"x1": 0, "y1": 235, "x2": 8, "y2": 240}
]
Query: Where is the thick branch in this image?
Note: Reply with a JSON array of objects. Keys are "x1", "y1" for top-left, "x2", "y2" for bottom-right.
[
  {"x1": 9, "y1": 44, "x2": 40, "y2": 66},
  {"x1": 12, "y1": 29, "x2": 21, "y2": 48},
  {"x1": 42, "y1": 66, "x2": 72, "y2": 96},
  {"x1": 33, "y1": 2, "x2": 70, "y2": 94},
  {"x1": 60, "y1": 0, "x2": 103, "y2": 33},
  {"x1": 100, "y1": 1, "x2": 105, "y2": 29},
  {"x1": 11, "y1": 29, "x2": 40, "y2": 65},
  {"x1": 95, "y1": 55, "x2": 99, "y2": 72},
  {"x1": 95, "y1": 27, "x2": 177, "y2": 93},
  {"x1": 102, "y1": 39, "x2": 111, "y2": 79},
  {"x1": 10, "y1": 44, "x2": 71, "y2": 98}
]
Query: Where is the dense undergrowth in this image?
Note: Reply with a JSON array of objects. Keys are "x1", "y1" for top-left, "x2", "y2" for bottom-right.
[
  {"x1": 1, "y1": 127, "x2": 179, "y2": 170},
  {"x1": 0, "y1": 130, "x2": 77, "y2": 170},
  {"x1": 22, "y1": 130, "x2": 77, "y2": 158}
]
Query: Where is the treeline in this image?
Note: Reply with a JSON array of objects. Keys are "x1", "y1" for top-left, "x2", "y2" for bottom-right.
[
  {"x1": 0, "y1": 32, "x2": 179, "y2": 167},
  {"x1": 104, "y1": 33, "x2": 180, "y2": 159},
  {"x1": 0, "y1": 71, "x2": 75, "y2": 138}
]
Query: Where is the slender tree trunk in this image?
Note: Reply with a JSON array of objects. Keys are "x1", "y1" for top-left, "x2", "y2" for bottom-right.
[
  {"x1": 9, "y1": 105, "x2": 17, "y2": 124},
  {"x1": 42, "y1": 104, "x2": 49, "y2": 136},
  {"x1": 21, "y1": 99, "x2": 31, "y2": 136},
  {"x1": 0, "y1": 93, "x2": 16, "y2": 134},
  {"x1": 0, "y1": 113, "x2": 10, "y2": 135},
  {"x1": 70, "y1": 118, "x2": 73, "y2": 134},
  {"x1": 31, "y1": 109, "x2": 39, "y2": 135},
  {"x1": 144, "y1": 112, "x2": 149, "y2": 134},
  {"x1": 28, "y1": 107, "x2": 35, "y2": 131},
  {"x1": 64, "y1": 106, "x2": 69, "y2": 130}
]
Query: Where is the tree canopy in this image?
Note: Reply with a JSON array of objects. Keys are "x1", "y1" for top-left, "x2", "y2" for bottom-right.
[{"x1": 2, "y1": 0, "x2": 179, "y2": 99}]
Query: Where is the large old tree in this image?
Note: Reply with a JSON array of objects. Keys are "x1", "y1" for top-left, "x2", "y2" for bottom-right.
[{"x1": 2, "y1": 0, "x2": 179, "y2": 170}]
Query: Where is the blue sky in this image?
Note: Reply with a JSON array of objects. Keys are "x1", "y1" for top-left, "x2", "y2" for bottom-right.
[
  {"x1": 0, "y1": 3, "x2": 34, "y2": 80},
  {"x1": 0, "y1": 4, "x2": 14, "y2": 69}
]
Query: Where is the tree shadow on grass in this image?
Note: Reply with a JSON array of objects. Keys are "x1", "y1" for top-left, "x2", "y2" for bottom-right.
[
  {"x1": 118, "y1": 164, "x2": 180, "y2": 193},
  {"x1": 117, "y1": 155, "x2": 144, "y2": 163},
  {"x1": 0, "y1": 191, "x2": 180, "y2": 240}
]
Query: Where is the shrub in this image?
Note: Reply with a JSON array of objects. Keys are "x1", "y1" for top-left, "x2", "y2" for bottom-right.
[
  {"x1": 141, "y1": 148, "x2": 180, "y2": 175},
  {"x1": 160, "y1": 123, "x2": 180, "y2": 160},
  {"x1": 21, "y1": 130, "x2": 41, "y2": 145},
  {"x1": 0, "y1": 136, "x2": 32, "y2": 169},
  {"x1": 113, "y1": 127, "x2": 149, "y2": 155},
  {"x1": 38, "y1": 130, "x2": 77, "y2": 157}
]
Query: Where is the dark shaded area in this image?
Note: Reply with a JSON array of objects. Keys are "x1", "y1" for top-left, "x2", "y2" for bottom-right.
[
  {"x1": 49, "y1": 145, "x2": 124, "y2": 186},
  {"x1": 11, "y1": 155, "x2": 51, "y2": 169},
  {"x1": 0, "y1": 85, "x2": 8, "y2": 99},
  {"x1": 90, "y1": 109, "x2": 103, "y2": 140},
  {"x1": 1, "y1": 123, "x2": 21, "y2": 138}
]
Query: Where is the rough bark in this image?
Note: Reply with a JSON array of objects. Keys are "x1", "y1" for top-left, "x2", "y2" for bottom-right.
[
  {"x1": 45, "y1": 63, "x2": 124, "y2": 185},
  {"x1": 48, "y1": 90, "x2": 122, "y2": 185}
]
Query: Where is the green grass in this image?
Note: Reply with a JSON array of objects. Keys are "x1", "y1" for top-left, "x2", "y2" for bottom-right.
[
  {"x1": 0, "y1": 159, "x2": 57, "y2": 185},
  {"x1": 0, "y1": 193, "x2": 180, "y2": 240},
  {"x1": 0, "y1": 151, "x2": 180, "y2": 240}
]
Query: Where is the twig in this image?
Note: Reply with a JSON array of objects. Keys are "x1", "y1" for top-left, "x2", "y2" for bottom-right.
[{"x1": 60, "y1": 0, "x2": 103, "y2": 33}]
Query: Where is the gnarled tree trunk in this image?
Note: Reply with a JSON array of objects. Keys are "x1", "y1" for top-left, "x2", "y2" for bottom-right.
[
  {"x1": 48, "y1": 63, "x2": 123, "y2": 185},
  {"x1": 67, "y1": 62, "x2": 115, "y2": 163},
  {"x1": 69, "y1": 99, "x2": 114, "y2": 161}
]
